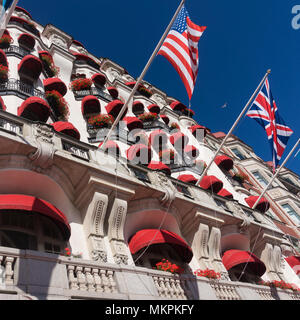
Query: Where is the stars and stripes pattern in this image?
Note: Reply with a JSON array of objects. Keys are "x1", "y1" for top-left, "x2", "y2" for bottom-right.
[
  {"x1": 246, "y1": 77, "x2": 293, "y2": 171},
  {"x1": 157, "y1": 5, "x2": 206, "y2": 100}
]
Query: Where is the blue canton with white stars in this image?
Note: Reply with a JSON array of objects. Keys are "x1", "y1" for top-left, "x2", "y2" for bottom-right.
[{"x1": 171, "y1": 5, "x2": 190, "y2": 33}]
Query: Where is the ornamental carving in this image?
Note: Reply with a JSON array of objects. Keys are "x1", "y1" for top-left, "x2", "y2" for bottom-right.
[
  {"x1": 151, "y1": 93, "x2": 166, "y2": 107},
  {"x1": 106, "y1": 67, "x2": 121, "y2": 83},
  {"x1": 51, "y1": 34, "x2": 68, "y2": 49}
]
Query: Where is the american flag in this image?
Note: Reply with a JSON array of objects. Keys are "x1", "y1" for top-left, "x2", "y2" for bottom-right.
[
  {"x1": 157, "y1": 5, "x2": 206, "y2": 100},
  {"x1": 246, "y1": 77, "x2": 293, "y2": 171}
]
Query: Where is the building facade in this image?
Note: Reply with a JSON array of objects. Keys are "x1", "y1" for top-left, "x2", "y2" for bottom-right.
[{"x1": 0, "y1": 6, "x2": 299, "y2": 300}]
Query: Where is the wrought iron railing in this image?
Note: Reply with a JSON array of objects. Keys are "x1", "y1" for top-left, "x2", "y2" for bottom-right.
[
  {"x1": 0, "y1": 78, "x2": 44, "y2": 99},
  {"x1": 73, "y1": 87, "x2": 113, "y2": 102},
  {"x1": 3, "y1": 45, "x2": 31, "y2": 58}
]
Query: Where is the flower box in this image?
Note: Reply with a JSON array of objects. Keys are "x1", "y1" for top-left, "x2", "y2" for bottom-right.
[
  {"x1": 154, "y1": 259, "x2": 184, "y2": 274},
  {"x1": 0, "y1": 35, "x2": 13, "y2": 49},
  {"x1": 40, "y1": 54, "x2": 59, "y2": 77},
  {"x1": 45, "y1": 90, "x2": 69, "y2": 121},
  {"x1": 259, "y1": 280, "x2": 300, "y2": 292},
  {"x1": 194, "y1": 268, "x2": 221, "y2": 280},
  {"x1": 138, "y1": 112, "x2": 158, "y2": 123},
  {"x1": 138, "y1": 85, "x2": 152, "y2": 98},
  {"x1": 70, "y1": 78, "x2": 93, "y2": 92},
  {"x1": 88, "y1": 114, "x2": 114, "y2": 128}
]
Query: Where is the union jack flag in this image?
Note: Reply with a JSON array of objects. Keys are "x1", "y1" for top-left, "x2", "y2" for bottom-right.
[
  {"x1": 157, "y1": 5, "x2": 206, "y2": 100},
  {"x1": 246, "y1": 77, "x2": 293, "y2": 171}
]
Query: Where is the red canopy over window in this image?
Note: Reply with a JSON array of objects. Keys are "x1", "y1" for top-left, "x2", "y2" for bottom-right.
[
  {"x1": 132, "y1": 101, "x2": 144, "y2": 113},
  {"x1": 43, "y1": 78, "x2": 67, "y2": 96},
  {"x1": 178, "y1": 174, "x2": 198, "y2": 185},
  {"x1": 189, "y1": 125, "x2": 209, "y2": 138},
  {"x1": 129, "y1": 229, "x2": 193, "y2": 263},
  {"x1": 15, "y1": 6, "x2": 32, "y2": 19},
  {"x1": 147, "y1": 104, "x2": 160, "y2": 114},
  {"x1": 91, "y1": 73, "x2": 106, "y2": 87},
  {"x1": 72, "y1": 52, "x2": 100, "y2": 69},
  {"x1": 0, "y1": 49, "x2": 8, "y2": 67},
  {"x1": 0, "y1": 96, "x2": 6, "y2": 111},
  {"x1": 72, "y1": 40, "x2": 85, "y2": 48},
  {"x1": 18, "y1": 55, "x2": 43, "y2": 80},
  {"x1": 81, "y1": 95, "x2": 100, "y2": 116},
  {"x1": 18, "y1": 33, "x2": 35, "y2": 50},
  {"x1": 160, "y1": 114, "x2": 169, "y2": 125},
  {"x1": 126, "y1": 144, "x2": 152, "y2": 163},
  {"x1": 0, "y1": 194, "x2": 70, "y2": 240},
  {"x1": 18, "y1": 97, "x2": 50, "y2": 122},
  {"x1": 122, "y1": 116, "x2": 143, "y2": 131},
  {"x1": 222, "y1": 250, "x2": 266, "y2": 277},
  {"x1": 105, "y1": 100, "x2": 124, "y2": 118},
  {"x1": 170, "y1": 132, "x2": 189, "y2": 148},
  {"x1": 245, "y1": 196, "x2": 270, "y2": 213},
  {"x1": 148, "y1": 161, "x2": 171, "y2": 175},
  {"x1": 125, "y1": 81, "x2": 136, "y2": 88},
  {"x1": 285, "y1": 256, "x2": 300, "y2": 275},
  {"x1": 184, "y1": 145, "x2": 199, "y2": 158},
  {"x1": 215, "y1": 155, "x2": 234, "y2": 171},
  {"x1": 217, "y1": 188, "x2": 234, "y2": 199},
  {"x1": 170, "y1": 101, "x2": 186, "y2": 111},
  {"x1": 107, "y1": 86, "x2": 118, "y2": 99},
  {"x1": 149, "y1": 129, "x2": 168, "y2": 147},
  {"x1": 200, "y1": 175, "x2": 223, "y2": 193},
  {"x1": 51, "y1": 121, "x2": 80, "y2": 140}
]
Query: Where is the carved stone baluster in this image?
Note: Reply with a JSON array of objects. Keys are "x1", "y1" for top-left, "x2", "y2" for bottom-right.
[
  {"x1": 75, "y1": 266, "x2": 87, "y2": 291},
  {"x1": 164, "y1": 277, "x2": 175, "y2": 298},
  {"x1": 67, "y1": 265, "x2": 78, "y2": 290},
  {"x1": 100, "y1": 269, "x2": 110, "y2": 293},
  {"x1": 92, "y1": 268, "x2": 103, "y2": 292},
  {"x1": 159, "y1": 277, "x2": 169, "y2": 298},
  {"x1": 4, "y1": 256, "x2": 14, "y2": 286},
  {"x1": 169, "y1": 278, "x2": 179, "y2": 299},
  {"x1": 175, "y1": 278, "x2": 186, "y2": 300},
  {"x1": 153, "y1": 276, "x2": 164, "y2": 297},
  {"x1": 84, "y1": 267, "x2": 95, "y2": 292},
  {"x1": 107, "y1": 270, "x2": 117, "y2": 293}
]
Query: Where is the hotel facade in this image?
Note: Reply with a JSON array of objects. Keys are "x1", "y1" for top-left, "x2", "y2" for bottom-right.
[{"x1": 0, "y1": 6, "x2": 299, "y2": 300}]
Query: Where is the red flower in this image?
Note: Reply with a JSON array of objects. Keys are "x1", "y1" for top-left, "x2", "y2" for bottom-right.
[{"x1": 64, "y1": 247, "x2": 71, "y2": 256}]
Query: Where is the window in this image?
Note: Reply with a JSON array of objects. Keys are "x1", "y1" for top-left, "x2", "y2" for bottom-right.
[
  {"x1": 231, "y1": 148, "x2": 246, "y2": 160},
  {"x1": 252, "y1": 171, "x2": 269, "y2": 187},
  {"x1": 282, "y1": 204, "x2": 300, "y2": 225}
]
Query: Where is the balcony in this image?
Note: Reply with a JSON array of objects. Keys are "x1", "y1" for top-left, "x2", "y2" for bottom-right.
[
  {"x1": 0, "y1": 246, "x2": 299, "y2": 300},
  {"x1": 73, "y1": 87, "x2": 113, "y2": 103},
  {"x1": 3, "y1": 45, "x2": 31, "y2": 58},
  {"x1": 0, "y1": 78, "x2": 44, "y2": 99},
  {"x1": 8, "y1": 19, "x2": 40, "y2": 37}
]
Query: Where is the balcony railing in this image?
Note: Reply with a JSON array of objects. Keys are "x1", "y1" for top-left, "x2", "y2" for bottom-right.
[
  {"x1": 73, "y1": 87, "x2": 113, "y2": 102},
  {"x1": 0, "y1": 78, "x2": 44, "y2": 99},
  {"x1": 8, "y1": 20, "x2": 40, "y2": 37},
  {"x1": 0, "y1": 115, "x2": 23, "y2": 135},
  {"x1": 3, "y1": 45, "x2": 31, "y2": 58}
]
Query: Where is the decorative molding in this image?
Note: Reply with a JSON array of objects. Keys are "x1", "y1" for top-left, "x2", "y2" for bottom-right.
[{"x1": 42, "y1": 24, "x2": 73, "y2": 49}]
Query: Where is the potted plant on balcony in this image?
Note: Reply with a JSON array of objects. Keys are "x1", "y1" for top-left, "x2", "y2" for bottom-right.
[
  {"x1": 88, "y1": 114, "x2": 114, "y2": 128},
  {"x1": 138, "y1": 85, "x2": 152, "y2": 98},
  {"x1": 0, "y1": 64, "x2": 8, "y2": 82},
  {"x1": 70, "y1": 78, "x2": 93, "y2": 92},
  {"x1": 40, "y1": 54, "x2": 59, "y2": 77},
  {"x1": 194, "y1": 268, "x2": 221, "y2": 280},
  {"x1": 0, "y1": 34, "x2": 13, "y2": 49},
  {"x1": 138, "y1": 112, "x2": 158, "y2": 126},
  {"x1": 154, "y1": 259, "x2": 184, "y2": 275},
  {"x1": 45, "y1": 90, "x2": 70, "y2": 121}
]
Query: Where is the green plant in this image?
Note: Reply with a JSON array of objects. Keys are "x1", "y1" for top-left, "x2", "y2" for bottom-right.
[
  {"x1": 88, "y1": 114, "x2": 114, "y2": 128},
  {"x1": 0, "y1": 34, "x2": 13, "y2": 48},
  {"x1": 138, "y1": 112, "x2": 158, "y2": 122},
  {"x1": 70, "y1": 78, "x2": 93, "y2": 91},
  {"x1": 45, "y1": 90, "x2": 69, "y2": 120},
  {"x1": 40, "y1": 54, "x2": 59, "y2": 77}
]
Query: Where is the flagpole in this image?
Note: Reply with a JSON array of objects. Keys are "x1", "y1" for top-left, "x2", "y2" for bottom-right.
[
  {"x1": 195, "y1": 69, "x2": 271, "y2": 186},
  {"x1": 252, "y1": 138, "x2": 300, "y2": 210},
  {"x1": 100, "y1": 0, "x2": 186, "y2": 150},
  {"x1": 0, "y1": 0, "x2": 19, "y2": 38}
]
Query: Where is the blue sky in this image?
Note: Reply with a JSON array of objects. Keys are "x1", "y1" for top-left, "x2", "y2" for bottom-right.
[{"x1": 18, "y1": 0, "x2": 300, "y2": 175}]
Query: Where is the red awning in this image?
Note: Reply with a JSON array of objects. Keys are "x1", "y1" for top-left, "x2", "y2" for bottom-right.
[
  {"x1": 18, "y1": 33, "x2": 35, "y2": 50},
  {"x1": 147, "y1": 104, "x2": 160, "y2": 114},
  {"x1": 149, "y1": 129, "x2": 168, "y2": 147},
  {"x1": 170, "y1": 101, "x2": 186, "y2": 111},
  {"x1": 0, "y1": 49, "x2": 8, "y2": 67},
  {"x1": 107, "y1": 86, "x2": 119, "y2": 99},
  {"x1": 285, "y1": 256, "x2": 300, "y2": 275},
  {"x1": 81, "y1": 95, "x2": 100, "y2": 115},
  {"x1": 91, "y1": 73, "x2": 106, "y2": 87},
  {"x1": 125, "y1": 81, "x2": 136, "y2": 88},
  {"x1": 72, "y1": 52, "x2": 99, "y2": 69},
  {"x1": 0, "y1": 96, "x2": 6, "y2": 111},
  {"x1": 170, "y1": 132, "x2": 189, "y2": 148},
  {"x1": 129, "y1": 229, "x2": 193, "y2": 263},
  {"x1": 160, "y1": 114, "x2": 169, "y2": 125},
  {"x1": 105, "y1": 100, "x2": 124, "y2": 118},
  {"x1": 245, "y1": 196, "x2": 270, "y2": 213},
  {"x1": 18, "y1": 97, "x2": 50, "y2": 122},
  {"x1": 38, "y1": 50, "x2": 51, "y2": 58},
  {"x1": 222, "y1": 250, "x2": 266, "y2": 277},
  {"x1": 132, "y1": 101, "x2": 144, "y2": 113},
  {"x1": 43, "y1": 78, "x2": 67, "y2": 96},
  {"x1": 126, "y1": 144, "x2": 152, "y2": 164},
  {"x1": 189, "y1": 125, "x2": 209, "y2": 138},
  {"x1": 51, "y1": 121, "x2": 80, "y2": 140},
  {"x1": 178, "y1": 174, "x2": 198, "y2": 185},
  {"x1": 122, "y1": 116, "x2": 143, "y2": 131},
  {"x1": 217, "y1": 188, "x2": 234, "y2": 199},
  {"x1": 184, "y1": 145, "x2": 199, "y2": 158},
  {"x1": 200, "y1": 175, "x2": 223, "y2": 193},
  {"x1": 18, "y1": 55, "x2": 43, "y2": 80},
  {"x1": 72, "y1": 40, "x2": 85, "y2": 48},
  {"x1": 15, "y1": 6, "x2": 32, "y2": 19},
  {"x1": 215, "y1": 155, "x2": 234, "y2": 171},
  {"x1": 148, "y1": 161, "x2": 171, "y2": 175},
  {"x1": 0, "y1": 194, "x2": 70, "y2": 240}
]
